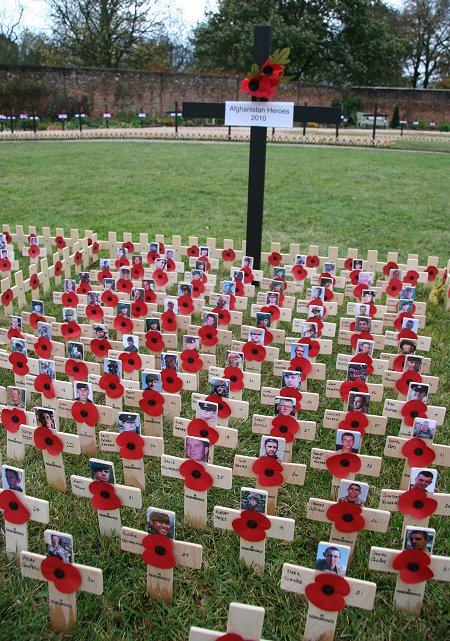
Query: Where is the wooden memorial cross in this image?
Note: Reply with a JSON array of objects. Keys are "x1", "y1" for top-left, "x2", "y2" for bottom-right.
[
  {"x1": 379, "y1": 484, "x2": 450, "y2": 531},
  {"x1": 383, "y1": 435, "x2": 450, "y2": 490},
  {"x1": 189, "y1": 602, "x2": 271, "y2": 641},
  {"x1": 121, "y1": 522, "x2": 202, "y2": 604},
  {"x1": 368, "y1": 544, "x2": 450, "y2": 615},
  {"x1": 160, "y1": 451, "x2": 232, "y2": 528},
  {"x1": 20, "y1": 536, "x2": 103, "y2": 632},
  {"x1": 280, "y1": 558, "x2": 376, "y2": 641},
  {"x1": 213, "y1": 495, "x2": 295, "y2": 572},
  {"x1": 233, "y1": 437, "x2": 306, "y2": 514},
  {"x1": 182, "y1": 26, "x2": 341, "y2": 270},
  {"x1": 0, "y1": 485, "x2": 49, "y2": 558}
]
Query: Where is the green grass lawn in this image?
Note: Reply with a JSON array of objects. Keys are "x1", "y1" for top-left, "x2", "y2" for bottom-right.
[{"x1": 0, "y1": 141, "x2": 449, "y2": 641}]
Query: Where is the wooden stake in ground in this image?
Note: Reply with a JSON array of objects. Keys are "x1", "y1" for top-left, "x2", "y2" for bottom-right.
[
  {"x1": 20, "y1": 532, "x2": 103, "y2": 633},
  {"x1": 121, "y1": 516, "x2": 202, "y2": 604},
  {"x1": 189, "y1": 602, "x2": 271, "y2": 641}
]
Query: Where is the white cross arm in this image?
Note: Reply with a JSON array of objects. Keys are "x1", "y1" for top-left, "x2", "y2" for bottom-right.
[
  {"x1": 213, "y1": 506, "x2": 295, "y2": 541},
  {"x1": 121, "y1": 527, "x2": 202, "y2": 569},
  {"x1": 20, "y1": 551, "x2": 103, "y2": 594}
]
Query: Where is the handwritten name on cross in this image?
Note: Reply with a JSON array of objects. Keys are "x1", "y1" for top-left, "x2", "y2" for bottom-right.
[
  {"x1": 0, "y1": 487, "x2": 49, "y2": 558},
  {"x1": 189, "y1": 602, "x2": 271, "y2": 641}
]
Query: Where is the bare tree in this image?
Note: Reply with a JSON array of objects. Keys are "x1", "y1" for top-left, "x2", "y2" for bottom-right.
[
  {"x1": 0, "y1": 2, "x2": 24, "y2": 64},
  {"x1": 47, "y1": 0, "x2": 169, "y2": 68}
]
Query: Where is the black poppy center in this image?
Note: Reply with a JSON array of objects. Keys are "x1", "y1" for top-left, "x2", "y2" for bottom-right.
[
  {"x1": 9, "y1": 501, "x2": 19, "y2": 510},
  {"x1": 100, "y1": 345, "x2": 105, "y2": 351},
  {"x1": 109, "y1": 383, "x2": 116, "y2": 390},
  {"x1": 44, "y1": 383, "x2": 50, "y2": 390},
  {"x1": 407, "y1": 562, "x2": 420, "y2": 572},
  {"x1": 17, "y1": 362, "x2": 23, "y2": 368},
  {"x1": 81, "y1": 410, "x2": 88, "y2": 418},
  {"x1": 188, "y1": 357, "x2": 194, "y2": 364},
  {"x1": 279, "y1": 425, "x2": 288, "y2": 433},
  {"x1": 73, "y1": 365, "x2": 79, "y2": 373},
  {"x1": 247, "y1": 519, "x2": 257, "y2": 529},
  {"x1": 192, "y1": 470, "x2": 201, "y2": 479},
  {"x1": 352, "y1": 386, "x2": 358, "y2": 392},
  {"x1": 322, "y1": 585, "x2": 334, "y2": 596},
  {"x1": 230, "y1": 375, "x2": 237, "y2": 382},
  {"x1": 200, "y1": 429, "x2": 208, "y2": 437},
  {"x1": 12, "y1": 415, "x2": 19, "y2": 424},
  {"x1": 296, "y1": 367, "x2": 302, "y2": 372},
  {"x1": 207, "y1": 333, "x2": 213, "y2": 340},
  {"x1": 340, "y1": 459, "x2": 350, "y2": 468},
  {"x1": 414, "y1": 448, "x2": 424, "y2": 456},
  {"x1": 351, "y1": 421, "x2": 359, "y2": 428},
  {"x1": 218, "y1": 403, "x2": 223, "y2": 411},
  {"x1": 264, "y1": 468, "x2": 274, "y2": 477},
  {"x1": 343, "y1": 514, "x2": 353, "y2": 523},
  {"x1": 149, "y1": 400, "x2": 155, "y2": 406},
  {"x1": 127, "y1": 443, "x2": 135, "y2": 451},
  {"x1": 167, "y1": 377, "x2": 173, "y2": 384},
  {"x1": 54, "y1": 569, "x2": 65, "y2": 579},
  {"x1": 413, "y1": 500, "x2": 424, "y2": 509},
  {"x1": 411, "y1": 411, "x2": 419, "y2": 418},
  {"x1": 155, "y1": 546, "x2": 166, "y2": 556},
  {"x1": 100, "y1": 490, "x2": 110, "y2": 499},
  {"x1": 121, "y1": 321, "x2": 126, "y2": 327},
  {"x1": 42, "y1": 345, "x2": 48, "y2": 352},
  {"x1": 68, "y1": 328, "x2": 73, "y2": 334},
  {"x1": 45, "y1": 437, "x2": 53, "y2": 445},
  {"x1": 128, "y1": 358, "x2": 134, "y2": 365},
  {"x1": 252, "y1": 348, "x2": 258, "y2": 355}
]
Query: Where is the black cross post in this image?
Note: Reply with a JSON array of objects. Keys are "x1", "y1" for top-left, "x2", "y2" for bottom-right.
[{"x1": 182, "y1": 26, "x2": 341, "y2": 270}]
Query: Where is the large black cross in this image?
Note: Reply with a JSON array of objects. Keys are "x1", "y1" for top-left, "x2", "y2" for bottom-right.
[{"x1": 183, "y1": 26, "x2": 341, "y2": 270}]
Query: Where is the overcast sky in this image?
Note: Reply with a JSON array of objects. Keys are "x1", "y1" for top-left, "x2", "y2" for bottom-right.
[{"x1": 2, "y1": 0, "x2": 405, "y2": 34}]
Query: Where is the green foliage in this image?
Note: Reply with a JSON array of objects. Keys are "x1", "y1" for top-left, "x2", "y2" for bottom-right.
[
  {"x1": 390, "y1": 105, "x2": 400, "y2": 128},
  {"x1": 0, "y1": 74, "x2": 46, "y2": 110}
]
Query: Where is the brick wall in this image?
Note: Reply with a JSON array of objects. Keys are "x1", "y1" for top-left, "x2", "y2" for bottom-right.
[{"x1": 0, "y1": 65, "x2": 449, "y2": 123}]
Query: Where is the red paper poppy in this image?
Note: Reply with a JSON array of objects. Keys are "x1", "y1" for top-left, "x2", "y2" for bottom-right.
[
  {"x1": 28, "y1": 233, "x2": 37, "y2": 243},
  {"x1": 160, "y1": 369, "x2": 183, "y2": 393},
  {"x1": 143, "y1": 332, "x2": 164, "y2": 354},
  {"x1": 252, "y1": 456, "x2": 284, "y2": 487},
  {"x1": 34, "y1": 426, "x2": 63, "y2": 455},
  {"x1": 90, "y1": 338, "x2": 112, "y2": 358},
  {"x1": 139, "y1": 390, "x2": 164, "y2": 416},
  {"x1": 178, "y1": 295, "x2": 194, "y2": 315},
  {"x1": 349, "y1": 269, "x2": 361, "y2": 286},
  {"x1": 143, "y1": 289, "x2": 156, "y2": 304},
  {"x1": 326, "y1": 453, "x2": 361, "y2": 478},
  {"x1": 122, "y1": 240, "x2": 134, "y2": 253},
  {"x1": 241, "y1": 74, "x2": 278, "y2": 98},
  {"x1": 72, "y1": 400, "x2": 99, "y2": 427},
  {"x1": 30, "y1": 274, "x2": 40, "y2": 290},
  {"x1": 41, "y1": 556, "x2": 82, "y2": 595},
  {"x1": 65, "y1": 358, "x2": 88, "y2": 381},
  {"x1": 191, "y1": 280, "x2": 205, "y2": 298},
  {"x1": 289, "y1": 356, "x2": 312, "y2": 380},
  {"x1": 9, "y1": 352, "x2": 29, "y2": 376},
  {"x1": 0, "y1": 489, "x2": 30, "y2": 524},
  {"x1": 319, "y1": 272, "x2": 336, "y2": 286},
  {"x1": 165, "y1": 258, "x2": 175, "y2": 272},
  {"x1": 205, "y1": 393, "x2": 232, "y2": 419},
  {"x1": 99, "y1": 373, "x2": 124, "y2": 399},
  {"x1": 223, "y1": 366, "x2": 244, "y2": 392},
  {"x1": 146, "y1": 251, "x2": 159, "y2": 264},
  {"x1": 232, "y1": 510, "x2": 271, "y2": 542},
  {"x1": 326, "y1": 502, "x2": 365, "y2": 533},
  {"x1": 299, "y1": 337, "x2": 320, "y2": 358},
  {"x1": 403, "y1": 270, "x2": 419, "y2": 286},
  {"x1": 187, "y1": 418, "x2": 219, "y2": 445},
  {"x1": 74, "y1": 251, "x2": 83, "y2": 265},
  {"x1": 115, "y1": 257, "x2": 130, "y2": 270},
  {"x1": 198, "y1": 325, "x2": 218, "y2": 347},
  {"x1": 61, "y1": 292, "x2": 79, "y2": 308},
  {"x1": 339, "y1": 379, "x2": 368, "y2": 402},
  {"x1": 394, "y1": 312, "x2": 415, "y2": 332},
  {"x1": 1, "y1": 407, "x2": 26, "y2": 433},
  {"x1": 308, "y1": 300, "x2": 325, "y2": 316},
  {"x1": 393, "y1": 354, "x2": 406, "y2": 372},
  {"x1": 7, "y1": 328, "x2": 23, "y2": 342},
  {"x1": 353, "y1": 284, "x2": 366, "y2": 301},
  {"x1": 344, "y1": 258, "x2": 353, "y2": 270},
  {"x1": 33, "y1": 336, "x2": 52, "y2": 359},
  {"x1": 401, "y1": 400, "x2": 428, "y2": 426},
  {"x1": 141, "y1": 534, "x2": 176, "y2": 569},
  {"x1": 153, "y1": 269, "x2": 168, "y2": 286},
  {"x1": 3, "y1": 231, "x2": 12, "y2": 244},
  {"x1": 279, "y1": 387, "x2": 302, "y2": 413},
  {"x1": 179, "y1": 460, "x2": 213, "y2": 492},
  {"x1": 260, "y1": 328, "x2": 273, "y2": 346},
  {"x1": 241, "y1": 267, "x2": 253, "y2": 284},
  {"x1": 119, "y1": 351, "x2": 142, "y2": 373},
  {"x1": 54, "y1": 261, "x2": 63, "y2": 276},
  {"x1": 242, "y1": 341, "x2": 266, "y2": 362},
  {"x1": 55, "y1": 235, "x2": 66, "y2": 249},
  {"x1": 268, "y1": 251, "x2": 282, "y2": 266},
  {"x1": 28, "y1": 245, "x2": 40, "y2": 258},
  {"x1": 395, "y1": 371, "x2": 422, "y2": 395},
  {"x1": 180, "y1": 349, "x2": 203, "y2": 373},
  {"x1": 324, "y1": 289, "x2": 334, "y2": 302},
  {"x1": 270, "y1": 415, "x2": 299, "y2": 443},
  {"x1": 198, "y1": 256, "x2": 211, "y2": 271},
  {"x1": 398, "y1": 488, "x2": 437, "y2": 520},
  {"x1": 97, "y1": 269, "x2": 112, "y2": 284},
  {"x1": 116, "y1": 278, "x2": 133, "y2": 294},
  {"x1": 292, "y1": 264, "x2": 307, "y2": 281},
  {"x1": 61, "y1": 321, "x2": 81, "y2": 340},
  {"x1": 34, "y1": 374, "x2": 56, "y2": 399},
  {"x1": 425, "y1": 265, "x2": 438, "y2": 281},
  {"x1": 76, "y1": 282, "x2": 91, "y2": 295},
  {"x1": 234, "y1": 281, "x2": 244, "y2": 297},
  {"x1": 338, "y1": 411, "x2": 369, "y2": 436},
  {"x1": 1, "y1": 289, "x2": 14, "y2": 306},
  {"x1": 130, "y1": 299, "x2": 147, "y2": 318},
  {"x1": 113, "y1": 315, "x2": 133, "y2": 334},
  {"x1": 222, "y1": 248, "x2": 236, "y2": 262},
  {"x1": 383, "y1": 261, "x2": 399, "y2": 276},
  {"x1": 0, "y1": 258, "x2": 11, "y2": 272},
  {"x1": 260, "y1": 304, "x2": 280, "y2": 321},
  {"x1": 350, "y1": 353, "x2": 374, "y2": 377},
  {"x1": 92, "y1": 242, "x2": 99, "y2": 254},
  {"x1": 187, "y1": 245, "x2": 199, "y2": 257},
  {"x1": 228, "y1": 294, "x2": 236, "y2": 311},
  {"x1": 116, "y1": 431, "x2": 144, "y2": 460},
  {"x1": 129, "y1": 264, "x2": 143, "y2": 280},
  {"x1": 392, "y1": 550, "x2": 434, "y2": 584},
  {"x1": 387, "y1": 278, "x2": 403, "y2": 297},
  {"x1": 397, "y1": 329, "x2": 419, "y2": 345},
  {"x1": 101, "y1": 291, "x2": 119, "y2": 307},
  {"x1": 213, "y1": 307, "x2": 231, "y2": 326},
  {"x1": 161, "y1": 310, "x2": 177, "y2": 332},
  {"x1": 350, "y1": 332, "x2": 373, "y2": 351},
  {"x1": 401, "y1": 437, "x2": 436, "y2": 467},
  {"x1": 305, "y1": 573, "x2": 350, "y2": 612},
  {"x1": 89, "y1": 480, "x2": 122, "y2": 511},
  {"x1": 306, "y1": 255, "x2": 320, "y2": 268},
  {"x1": 85, "y1": 304, "x2": 104, "y2": 321}
]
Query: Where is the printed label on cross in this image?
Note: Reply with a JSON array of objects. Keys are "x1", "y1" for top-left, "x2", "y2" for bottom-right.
[
  {"x1": 383, "y1": 435, "x2": 449, "y2": 490},
  {"x1": 379, "y1": 487, "x2": 450, "y2": 530},
  {"x1": 121, "y1": 525, "x2": 202, "y2": 604},
  {"x1": 189, "y1": 602, "x2": 271, "y2": 641},
  {"x1": 252, "y1": 413, "x2": 317, "y2": 463},
  {"x1": 0, "y1": 488, "x2": 49, "y2": 558},
  {"x1": 173, "y1": 416, "x2": 238, "y2": 462}
]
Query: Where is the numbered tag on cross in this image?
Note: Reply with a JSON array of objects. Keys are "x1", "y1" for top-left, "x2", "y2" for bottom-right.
[{"x1": 189, "y1": 602, "x2": 271, "y2": 641}]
